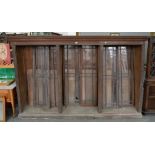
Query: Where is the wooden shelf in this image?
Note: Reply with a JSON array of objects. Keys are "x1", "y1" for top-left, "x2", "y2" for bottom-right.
[
  {"x1": 149, "y1": 96, "x2": 155, "y2": 99},
  {"x1": 0, "y1": 64, "x2": 14, "y2": 68}
]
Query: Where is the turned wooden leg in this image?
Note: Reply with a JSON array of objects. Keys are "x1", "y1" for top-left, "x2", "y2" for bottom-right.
[{"x1": 9, "y1": 90, "x2": 15, "y2": 117}]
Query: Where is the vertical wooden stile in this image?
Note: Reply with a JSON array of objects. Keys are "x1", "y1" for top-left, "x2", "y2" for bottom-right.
[
  {"x1": 32, "y1": 47, "x2": 36, "y2": 106},
  {"x1": 57, "y1": 45, "x2": 63, "y2": 113},
  {"x1": 98, "y1": 46, "x2": 103, "y2": 112},
  {"x1": 44, "y1": 46, "x2": 50, "y2": 108},
  {"x1": 12, "y1": 46, "x2": 23, "y2": 112}
]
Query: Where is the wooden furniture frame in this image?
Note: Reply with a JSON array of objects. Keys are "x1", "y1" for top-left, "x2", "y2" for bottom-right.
[
  {"x1": 0, "y1": 41, "x2": 16, "y2": 119},
  {"x1": 0, "y1": 96, "x2": 6, "y2": 122},
  {"x1": 0, "y1": 82, "x2": 16, "y2": 117},
  {"x1": 4, "y1": 36, "x2": 148, "y2": 114},
  {"x1": 143, "y1": 37, "x2": 155, "y2": 114}
]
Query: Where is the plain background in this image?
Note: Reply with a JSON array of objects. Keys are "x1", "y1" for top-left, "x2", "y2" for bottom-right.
[{"x1": 0, "y1": 1, "x2": 155, "y2": 155}]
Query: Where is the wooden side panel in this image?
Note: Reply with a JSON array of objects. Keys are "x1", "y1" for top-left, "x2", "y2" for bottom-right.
[
  {"x1": 14, "y1": 46, "x2": 33, "y2": 112},
  {"x1": 133, "y1": 46, "x2": 144, "y2": 111},
  {"x1": 13, "y1": 46, "x2": 22, "y2": 112},
  {"x1": 27, "y1": 69, "x2": 33, "y2": 106}
]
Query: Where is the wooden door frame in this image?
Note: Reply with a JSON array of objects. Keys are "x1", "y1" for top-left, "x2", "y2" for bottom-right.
[{"x1": 10, "y1": 36, "x2": 147, "y2": 113}]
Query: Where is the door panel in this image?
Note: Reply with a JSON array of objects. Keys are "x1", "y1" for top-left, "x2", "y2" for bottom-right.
[
  {"x1": 64, "y1": 45, "x2": 98, "y2": 106},
  {"x1": 49, "y1": 46, "x2": 59, "y2": 107},
  {"x1": 32, "y1": 46, "x2": 59, "y2": 108},
  {"x1": 31, "y1": 45, "x2": 134, "y2": 110},
  {"x1": 33, "y1": 46, "x2": 50, "y2": 106},
  {"x1": 64, "y1": 46, "x2": 77, "y2": 105},
  {"x1": 80, "y1": 46, "x2": 97, "y2": 106},
  {"x1": 101, "y1": 46, "x2": 134, "y2": 108}
]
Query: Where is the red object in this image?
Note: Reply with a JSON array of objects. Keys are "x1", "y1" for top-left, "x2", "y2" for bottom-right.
[{"x1": 0, "y1": 43, "x2": 11, "y2": 65}]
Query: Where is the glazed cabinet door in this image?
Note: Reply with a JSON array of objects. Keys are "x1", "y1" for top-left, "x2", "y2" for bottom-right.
[
  {"x1": 32, "y1": 46, "x2": 63, "y2": 112},
  {"x1": 98, "y1": 45, "x2": 134, "y2": 112},
  {"x1": 64, "y1": 45, "x2": 79, "y2": 106},
  {"x1": 80, "y1": 46, "x2": 97, "y2": 106},
  {"x1": 64, "y1": 45, "x2": 98, "y2": 106}
]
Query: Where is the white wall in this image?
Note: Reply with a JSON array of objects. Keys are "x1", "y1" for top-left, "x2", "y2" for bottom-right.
[
  {"x1": 57, "y1": 32, "x2": 76, "y2": 36},
  {"x1": 79, "y1": 32, "x2": 149, "y2": 36}
]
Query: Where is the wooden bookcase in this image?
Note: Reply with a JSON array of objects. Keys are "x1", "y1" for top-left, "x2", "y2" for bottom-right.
[
  {"x1": 143, "y1": 37, "x2": 155, "y2": 114},
  {"x1": 4, "y1": 36, "x2": 148, "y2": 114}
]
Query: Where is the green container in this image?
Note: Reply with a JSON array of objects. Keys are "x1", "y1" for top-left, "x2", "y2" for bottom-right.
[{"x1": 0, "y1": 68, "x2": 15, "y2": 80}]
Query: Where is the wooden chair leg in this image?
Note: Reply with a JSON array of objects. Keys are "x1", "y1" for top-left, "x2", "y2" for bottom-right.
[
  {"x1": 3, "y1": 97, "x2": 6, "y2": 121},
  {"x1": 1, "y1": 96, "x2": 6, "y2": 122},
  {"x1": 9, "y1": 90, "x2": 15, "y2": 117}
]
